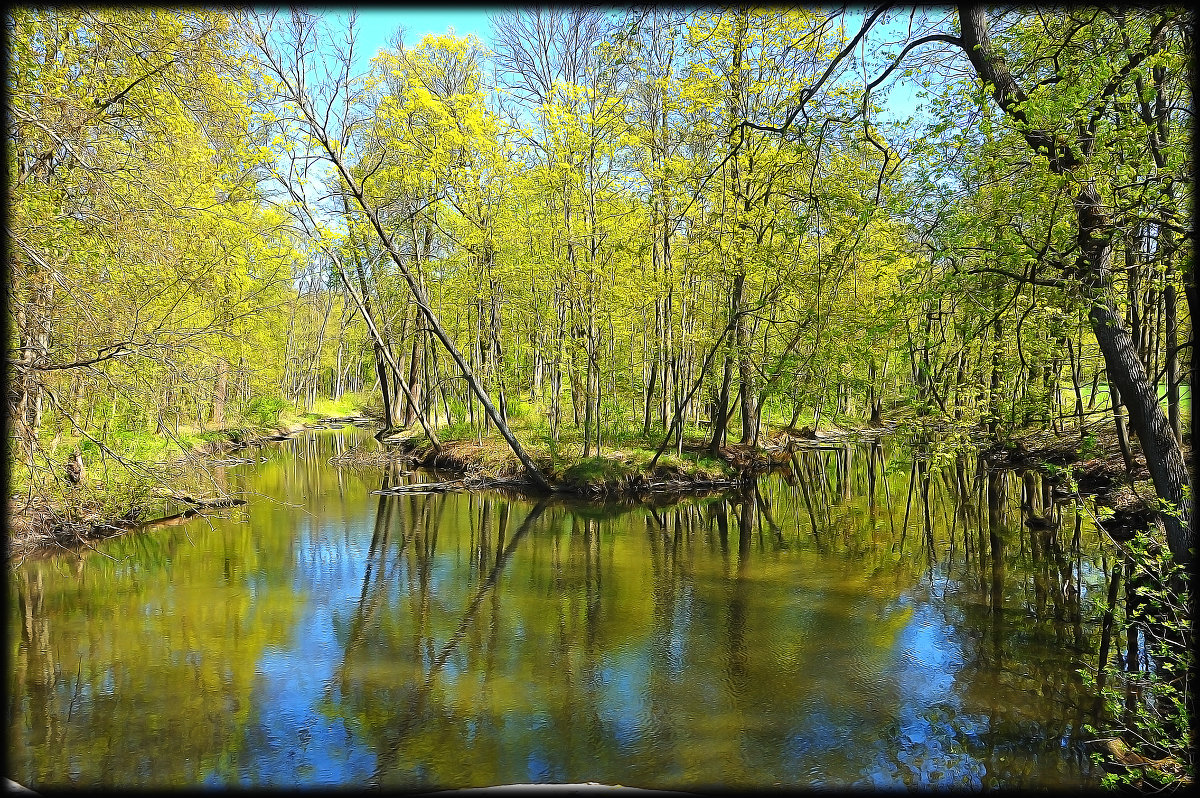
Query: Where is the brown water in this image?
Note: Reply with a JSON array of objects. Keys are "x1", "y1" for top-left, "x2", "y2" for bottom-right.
[{"x1": 8, "y1": 428, "x2": 1114, "y2": 789}]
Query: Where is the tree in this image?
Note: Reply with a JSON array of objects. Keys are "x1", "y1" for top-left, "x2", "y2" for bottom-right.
[
  {"x1": 247, "y1": 10, "x2": 553, "y2": 490},
  {"x1": 7, "y1": 8, "x2": 298, "y2": 515},
  {"x1": 743, "y1": 5, "x2": 1192, "y2": 563},
  {"x1": 954, "y1": 6, "x2": 1191, "y2": 562}
]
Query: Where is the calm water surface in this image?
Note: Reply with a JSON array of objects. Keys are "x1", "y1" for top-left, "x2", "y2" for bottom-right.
[{"x1": 8, "y1": 428, "x2": 1113, "y2": 788}]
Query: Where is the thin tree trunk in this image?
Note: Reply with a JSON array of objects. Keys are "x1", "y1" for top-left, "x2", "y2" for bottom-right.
[
  {"x1": 209, "y1": 360, "x2": 229, "y2": 428},
  {"x1": 1066, "y1": 337, "x2": 1086, "y2": 436},
  {"x1": 708, "y1": 353, "x2": 734, "y2": 456},
  {"x1": 1164, "y1": 269, "x2": 1180, "y2": 444}
]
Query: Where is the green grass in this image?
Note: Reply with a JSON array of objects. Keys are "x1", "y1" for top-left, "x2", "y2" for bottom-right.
[
  {"x1": 387, "y1": 398, "x2": 740, "y2": 486},
  {"x1": 304, "y1": 391, "x2": 371, "y2": 420},
  {"x1": 560, "y1": 455, "x2": 637, "y2": 485},
  {"x1": 1068, "y1": 380, "x2": 1190, "y2": 411}
]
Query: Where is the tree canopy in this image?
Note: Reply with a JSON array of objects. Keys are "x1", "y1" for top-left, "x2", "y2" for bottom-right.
[{"x1": 6, "y1": 5, "x2": 1191, "y2": 560}]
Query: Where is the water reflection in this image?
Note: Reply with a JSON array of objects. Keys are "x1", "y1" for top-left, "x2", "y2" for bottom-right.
[{"x1": 9, "y1": 430, "x2": 1114, "y2": 788}]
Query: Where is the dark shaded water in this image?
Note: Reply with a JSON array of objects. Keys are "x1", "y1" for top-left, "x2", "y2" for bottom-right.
[{"x1": 8, "y1": 428, "x2": 1115, "y2": 788}]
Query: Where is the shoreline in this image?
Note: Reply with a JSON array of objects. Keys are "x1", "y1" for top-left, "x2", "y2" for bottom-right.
[
  {"x1": 5, "y1": 413, "x2": 372, "y2": 564},
  {"x1": 349, "y1": 418, "x2": 1178, "y2": 533},
  {"x1": 8, "y1": 416, "x2": 1179, "y2": 564}
]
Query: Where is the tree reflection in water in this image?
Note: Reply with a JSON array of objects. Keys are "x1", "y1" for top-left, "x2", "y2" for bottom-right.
[{"x1": 9, "y1": 430, "x2": 1124, "y2": 789}]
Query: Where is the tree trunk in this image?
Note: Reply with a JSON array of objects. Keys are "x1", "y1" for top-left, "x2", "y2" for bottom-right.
[
  {"x1": 209, "y1": 360, "x2": 229, "y2": 428},
  {"x1": 374, "y1": 343, "x2": 395, "y2": 432},
  {"x1": 1066, "y1": 337, "x2": 1085, "y2": 436},
  {"x1": 708, "y1": 353, "x2": 734, "y2": 456},
  {"x1": 958, "y1": 4, "x2": 1191, "y2": 561},
  {"x1": 643, "y1": 358, "x2": 658, "y2": 437},
  {"x1": 733, "y1": 274, "x2": 759, "y2": 445},
  {"x1": 1164, "y1": 273, "x2": 1180, "y2": 444},
  {"x1": 1088, "y1": 261, "x2": 1190, "y2": 558}
]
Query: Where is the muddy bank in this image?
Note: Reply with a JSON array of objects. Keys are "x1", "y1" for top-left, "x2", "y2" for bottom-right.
[{"x1": 982, "y1": 425, "x2": 1191, "y2": 534}]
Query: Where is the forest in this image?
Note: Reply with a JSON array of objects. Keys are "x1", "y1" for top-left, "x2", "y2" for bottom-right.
[
  {"x1": 8, "y1": 6, "x2": 1191, "y2": 552},
  {"x1": 5, "y1": 5, "x2": 1193, "y2": 789}
]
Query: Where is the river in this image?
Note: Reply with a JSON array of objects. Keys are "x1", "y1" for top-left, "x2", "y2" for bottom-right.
[{"x1": 8, "y1": 426, "x2": 1114, "y2": 789}]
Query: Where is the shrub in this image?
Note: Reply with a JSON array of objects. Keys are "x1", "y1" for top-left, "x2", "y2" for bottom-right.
[
  {"x1": 244, "y1": 396, "x2": 288, "y2": 427},
  {"x1": 438, "y1": 420, "x2": 475, "y2": 442},
  {"x1": 1083, "y1": 538, "x2": 1192, "y2": 788}
]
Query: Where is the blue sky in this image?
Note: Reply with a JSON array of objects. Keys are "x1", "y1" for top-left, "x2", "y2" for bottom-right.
[
  {"x1": 310, "y1": 7, "x2": 928, "y2": 127},
  {"x1": 318, "y1": 7, "x2": 499, "y2": 71}
]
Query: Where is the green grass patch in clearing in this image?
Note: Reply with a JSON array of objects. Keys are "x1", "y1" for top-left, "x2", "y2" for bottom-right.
[
  {"x1": 437, "y1": 421, "x2": 477, "y2": 442},
  {"x1": 560, "y1": 455, "x2": 637, "y2": 485},
  {"x1": 650, "y1": 452, "x2": 733, "y2": 480},
  {"x1": 305, "y1": 392, "x2": 370, "y2": 419}
]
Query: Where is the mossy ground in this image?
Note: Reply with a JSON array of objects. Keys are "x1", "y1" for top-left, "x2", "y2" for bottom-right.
[{"x1": 385, "y1": 418, "x2": 768, "y2": 497}]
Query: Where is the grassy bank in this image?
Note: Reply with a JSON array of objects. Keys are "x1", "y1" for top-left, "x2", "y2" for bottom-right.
[
  {"x1": 360, "y1": 411, "x2": 896, "y2": 497},
  {"x1": 354, "y1": 404, "x2": 1186, "y2": 527},
  {"x1": 387, "y1": 430, "x2": 751, "y2": 496},
  {"x1": 7, "y1": 392, "x2": 373, "y2": 563}
]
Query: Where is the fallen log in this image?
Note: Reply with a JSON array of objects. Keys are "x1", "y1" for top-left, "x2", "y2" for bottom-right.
[
  {"x1": 204, "y1": 456, "x2": 257, "y2": 465},
  {"x1": 140, "y1": 509, "x2": 201, "y2": 528},
  {"x1": 371, "y1": 480, "x2": 466, "y2": 495},
  {"x1": 152, "y1": 492, "x2": 247, "y2": 509},
  {"x1": 1095, "y1": 738, "x2": 1192, "y2": 785}
]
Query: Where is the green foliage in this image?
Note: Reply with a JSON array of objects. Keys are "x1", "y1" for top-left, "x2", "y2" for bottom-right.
[
  {"x1": 7, "y1": 7, "x2": 303, "y2": 525},
  {"x1": 1079, "y1": 433, "x2": 1098, "y2": 459},
  {"x1": 1084, "y1": 539, "x2": 1193, "y2": 788},
  {"x1": 8, "y1": 7, "x2": 1191, "y2": 570},
  {"x1": 437, "y1": 421, "x2": 476, "y2": 442},
  {"x1": 244, "y1": 396, "x2": 288, "y2": 428},
  {"x1": 358, "y1": 392, "x2": 385, "y2": 422}
]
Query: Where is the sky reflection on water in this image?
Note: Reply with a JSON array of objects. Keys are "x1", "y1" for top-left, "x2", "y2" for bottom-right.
[{"x1": 9, "y1": 429, "x2": 1110, "y2": 789}]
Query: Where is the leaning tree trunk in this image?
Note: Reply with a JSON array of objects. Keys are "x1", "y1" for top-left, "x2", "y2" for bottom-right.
[
  {"x1": 958, "y1": 5, "x2": 1192, "y2": 563},
  {"x1": 320, "y1": 144, "x2": 551, "y2": 490},
  {"x1": 1077, "y1": 184, "x2": 1192, "y2": 561}
]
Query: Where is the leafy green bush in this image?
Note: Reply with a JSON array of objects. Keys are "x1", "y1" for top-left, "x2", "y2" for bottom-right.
[
  {"x1": 1079, "y1": 432, "x2": 1098, "y2": 458},
  {"x1": 438, "y1": 420, "x2": 475, "y2": 442},
  {"x1": 244, "y1": 396, "x2": 287, "y2": 427}
]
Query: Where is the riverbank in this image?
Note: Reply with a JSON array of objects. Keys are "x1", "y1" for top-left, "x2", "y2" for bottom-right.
[
  {"x1": 10, "y1": 410, "x2": 1182, "y2": 563},
  {"x1": 332, "y1": 418, "x2": 896, "y2": 499},
  {"x1": 981, "y1": 424, "x2": 1191, "y2": 534},
  {"x1": 6, "y1": 411, "x2": 372, "y2": 564},
  {"x1": 342, "y1": 416, "x2": 1183, "y2": 538},
  {"x1": 338, "y1": 422, "x2": 890, "y2": 498}
]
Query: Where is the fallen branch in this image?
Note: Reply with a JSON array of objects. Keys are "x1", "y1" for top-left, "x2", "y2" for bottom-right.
[
  {"x1": 371, "y1": 480, "x2": 466, "y2": 495},
  {"x1": 151, "y1": 491, "x2": 247, "y2": 509}
]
